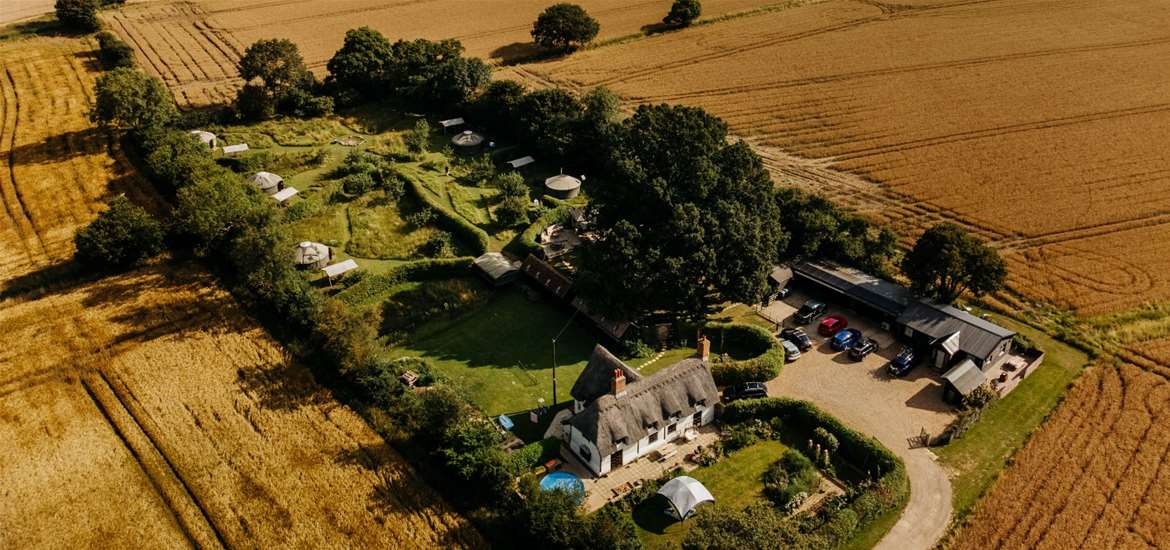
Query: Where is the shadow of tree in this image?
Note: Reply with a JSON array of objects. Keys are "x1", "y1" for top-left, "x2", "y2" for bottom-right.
[{"x1": 237, "y1": 357, "x2": 334, "y2": 412}]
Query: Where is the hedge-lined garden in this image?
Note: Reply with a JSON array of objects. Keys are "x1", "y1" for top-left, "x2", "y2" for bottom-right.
[{"x1": 704, "y1": 322, "x2": 785, "y2": 385}]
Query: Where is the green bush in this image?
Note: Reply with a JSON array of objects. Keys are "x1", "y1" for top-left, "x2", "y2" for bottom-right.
[
  {"x1": 418, "y1": 232, "x2": 454, "y2": 258},
  {"x1": 96, "y1": 32, "x2": 134, "y2": 69},
  {"x1": 342, "y1": 172, "x2": 375, "y2": 195},
  {"x1": 704, "y1": 322, "x2": 784, "y2": 385},
  {"x1": 762, "y1": 449, "x2": 817, "y2": 508},
  {"x1": 509, "y1": 437, "x2": 562, "y2": 471},
  {"x1": 813, "y1": 426, "x2": 840, "y2": 453},
  {"x1": 56, "y1": 0, "x2": 100, "y2": 32},
  {"x1": 74, "y1": 196, "x2": 163, "y2": 270},
  {"x1": 663, "y1": 0, "x2": 702, "y2": 27},
  {"x1": 406, "y1": 119, "x2": 430, "y2": 153},
  {"x1": 495, "y1": 194, "x2": 531, "y2": 227}
]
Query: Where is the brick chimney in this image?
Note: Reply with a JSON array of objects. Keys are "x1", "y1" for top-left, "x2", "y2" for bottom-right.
[
  {"x1": 698, "y1": 335, "x2": 711, "y2": 361},
  {"x1": 611, "y1": 368, "x2": 626, "y2": 396}
]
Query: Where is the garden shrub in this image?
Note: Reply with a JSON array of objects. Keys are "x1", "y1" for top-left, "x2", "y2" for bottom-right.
[
  {"x1": 704, "y1": 322, "x2": 784, "y2": 385},
  {"x1": 460, "y1": 155, "x2": 496, "y2": 186},
  {"x1": 96, "y1": 31, "x2": 135, "y2": 69},
  {"x1": 403, "y1": 207, "x2": 437, "y2": 228},
  {"x1": 495, "y1": 194, "x2": 531, "y2": 227},
  {"x1": 962, "y1": 384, "x2": 997, "y2": 410},
  {"x1": 342, "y1": 172, "x2": 375, "y2": 195},
  {"x1": 509, "y1": 437, "x2": 562, "y2": 471},
  {"x1": 813, "y1": 426, "x2": 839, "y2": 453},
  {"x1": 418, "y1": 232, "x2": 454, "y2": 258},
  {"x1": 405, "y1": 119, "x2": 430, "y2": 153},
  {"x1": 763, "y1": 450, "x2": 817, "y2": 508}
]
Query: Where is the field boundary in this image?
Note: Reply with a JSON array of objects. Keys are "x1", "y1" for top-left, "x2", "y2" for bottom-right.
[{"x1": 81, "y1": 370, "x2": 227, "y2": 549}]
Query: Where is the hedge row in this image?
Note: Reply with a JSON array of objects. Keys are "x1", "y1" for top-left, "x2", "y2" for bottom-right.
[
  {"x1": 337, "y1": 257, "x2": 474, "y2": 306},
  {"x1": 723, "y1": 397, "x2": 910, "y2": 547},
  {"x1": 404, "y1": 177, "x2": 491, "y2": 255},
  {"x1": 517, "y1": 206, "x2": 570, "y2": 257},
  {"x1": 509, "y1": 437, "x2": 563, "y2": 471},
  {"x1": 704, "y1": 322, "x2": 784, "y2": 386}
]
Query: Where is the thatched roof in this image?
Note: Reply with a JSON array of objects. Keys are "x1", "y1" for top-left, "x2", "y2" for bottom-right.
[
  {"x1": 569, "y1": 349, "x2": 718, "y2": 457},
  {"x1": 571, "y1": 345, "x2": 642, "y2": 403}
]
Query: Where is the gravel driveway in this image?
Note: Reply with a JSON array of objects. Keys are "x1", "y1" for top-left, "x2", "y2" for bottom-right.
[{"x1": 761, "y1": 292, "x2": 955, "y2": 549}]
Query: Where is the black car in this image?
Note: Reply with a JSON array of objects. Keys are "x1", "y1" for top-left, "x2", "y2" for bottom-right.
[
  {"x1": 723, "y1": 382, "x2": 769, "y2": 402},
  {"x1": 848, "y1": 338, "x2": 879, "y2": 361},
  {"x1": 779, "y1": 327, "x2": 813, "y2": 351},
  {"x1": 793, "y1": 300, "x2": 827, "y2": 324},
  {"x1": 887, "y1": 347, "x2": 920, "y2": 377}
]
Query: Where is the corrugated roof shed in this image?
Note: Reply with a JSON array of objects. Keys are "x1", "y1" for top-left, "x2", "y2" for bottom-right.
[
  {"x1": 943, "y1": 358, "x2": 985, "y2": 396},
  {"x1": 794, "y1": 261, "x2": 911, "y2": 316},
  {"x1": 473, "y1": 253, "x2": 518, "y2": 283},
  {"x1": 897, "y1": 301, "x2": 1014, "y2": 361}
]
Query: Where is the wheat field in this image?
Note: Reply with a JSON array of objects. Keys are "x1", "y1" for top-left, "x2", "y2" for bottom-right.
[
  {"x1": 0, "y1": 36, "x2": 161, "y2": 287},
  {"x1": 0, "y1": 263, "x2": 482, "y2": 548}
]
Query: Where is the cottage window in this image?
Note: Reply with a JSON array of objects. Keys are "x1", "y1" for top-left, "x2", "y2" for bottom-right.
[
  {"x1": 692, "y1": 411, "x2": 703, "y2": 426},
  {"x1": 666, "y1": 423, "x2": 677, "y2": 435},
  {"x1": 579, "y1": 446, "x2": 592, "y2": 460},
  {"x1": 649, "y1": 431, "x2": 659, "y2": 444}
]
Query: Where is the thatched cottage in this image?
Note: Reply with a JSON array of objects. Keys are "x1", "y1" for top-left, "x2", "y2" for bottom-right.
[{"x1": 562, "y1": 343, "x2": 718, "y2": 476}]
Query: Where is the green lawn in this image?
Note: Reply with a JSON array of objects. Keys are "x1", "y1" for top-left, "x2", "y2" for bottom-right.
[
  {"x1": 935, "y1": 314, "x2": 1090, "y2": 518},
  {"x1": 634, "y1": 440, "x2": 786, "y2": 549},
  {"x1": 390, "y1": 288, "x2": 599, "y2": 416}
]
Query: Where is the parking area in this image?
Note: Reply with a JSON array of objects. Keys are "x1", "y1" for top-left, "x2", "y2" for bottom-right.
[{"x1": 759, "y1": 289, "x2": 956, "y2": 446}]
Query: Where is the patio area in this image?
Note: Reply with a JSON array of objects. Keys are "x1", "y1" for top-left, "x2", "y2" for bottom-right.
[
  {"x1": 557, "y1": 424, "x2": 722, "y2": 512},
  {"x1": 988, "y1": 350, "x2": 1045, "y2": 398}
]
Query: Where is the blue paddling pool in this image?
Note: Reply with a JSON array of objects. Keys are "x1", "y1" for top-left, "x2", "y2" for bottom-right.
[{"x1": 540, "y1": 471, "x2": 585, "y2": 501}]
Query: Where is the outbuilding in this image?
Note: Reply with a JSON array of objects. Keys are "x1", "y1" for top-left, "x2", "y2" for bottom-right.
[
  {"x1": 189, "y1": 130, "x2": 217, "y2": 150},
  {"x1": 293, "y1": 241, "x2": 331, "y2": 270},
  {"x1": 544, "y1": 174, "x2": 582, "y2": 200},
  {"x1": 941, "y1": 358, "x2": 986, "y2": 404},
  {"x1": 473, "y1": 252, "x2": 520, "y2": 286},
  {"x1": 248, "y1": 172, "x2": 284, "y2": 195},
  {"x1": 521, "y1": 254, "x2": 573, "y2": 299}
]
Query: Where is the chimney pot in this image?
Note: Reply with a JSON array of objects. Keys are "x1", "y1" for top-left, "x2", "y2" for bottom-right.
[
  {"x1": 612, "y1": 368, "x2": 626, "y2": 395},
  {"x1": 698, "y1": 336, "x2": 711, "y2": 361}
]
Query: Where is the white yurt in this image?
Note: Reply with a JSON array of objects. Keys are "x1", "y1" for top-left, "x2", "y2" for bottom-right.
[
  {"x1": 292, "y1": 241, "x2": 331, "y2": 270},
  {"x1": 248, "y1": 171, "x2": 284, "y2": 195},
  {"x1": 190, "y1": 130, "x2": 217, "y2": 150},
  {"x1": 544, "y1": 174, "x2": 582, "y2": 200}
]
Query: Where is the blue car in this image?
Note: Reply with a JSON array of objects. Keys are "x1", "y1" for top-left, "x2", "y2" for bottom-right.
[
  {"x1": 887, "y1": 347, "x2": 919, "y2": 377},
  {"x1": 831, "y1": 328, "x2": 862, "y2": 351}
]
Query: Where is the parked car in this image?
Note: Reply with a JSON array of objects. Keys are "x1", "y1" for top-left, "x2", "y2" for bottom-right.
[
  {"x1": 777, "y1": 287, "x2": 792, "y2": 299},
  {"x1": 830, "y1": 328, "x2": 862, "y2": 351},
  {"x1": 781, "y1": 340, "x2": 801, "y2": 362},
  {"x1": 848, "y1": 338, "x2": 879, "y2": 361},
  {"x1": 794, "y1": 300, "x2": 827, "y2": 324},
  {"x1": 887, "y1": 347, "x2": 920, "y2": 377},
  {"x1": 818, "y1": 314, "x2": 848, "y2": 336},
  {"x1": 723, "y1": 382, "x2": 769, "y2": 402},
  {"x1": 779, "y1": 327, "x2": 813, "y2": 351}
]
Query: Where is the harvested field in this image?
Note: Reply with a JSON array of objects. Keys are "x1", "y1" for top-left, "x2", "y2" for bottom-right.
[
  {"x1": 0, "y1": 36, "x2": 160, "y2": 287},
  {"x1": 104, "y1": 0, "x2": 786, "y2": 106},
  {"x1": 951, "y1": 363, "x2": 1170, "y2": 549},
  {"x1": 515, "y1": 0, "x2": 1170, "y2": 315},
  {"x1": 0, "y1": 263, "x2": 482, "y2": 548}
]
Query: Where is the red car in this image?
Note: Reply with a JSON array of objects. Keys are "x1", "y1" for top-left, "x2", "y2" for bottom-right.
[{"x1": 818, "y1": 315, "x2": 848, "y2": 336}]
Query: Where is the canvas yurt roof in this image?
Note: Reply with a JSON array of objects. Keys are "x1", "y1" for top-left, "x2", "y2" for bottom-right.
[
  {"x1": 451, "y1": 130, "x2": 484, "y2": 147},
  {"x1": 657, "y1": 476, "x2": 715, "y2": 520},
  {"x1": 545, "y1": 174, "x2": 582, "y2": 193},
  {"x1": 190, "y1": 130, "x2": 216, "y2": 146},
  {"x1": 293, "y1": 241, "x2": 329, "y2": 266},
  {"x1": 248, "y1": 171, "x2": 283, "y2": 192}
]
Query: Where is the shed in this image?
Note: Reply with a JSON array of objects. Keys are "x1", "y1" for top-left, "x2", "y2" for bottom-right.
[
  {"x1": 897, "y1": 301, "x2": 1015, "y2": 370},
  {"x1": 439, "y1": 117, "x2": 465, "y2": 129},
  {"x1": 657, "y1": 477, "x2": 715, "y2": 520},
  {"x1": 292, "y1": 241, "x2": 331, "y2": 270},
  {"x1": 189, "y1": 130, "x2": 217, "y2": 150},
  {"x1": 450, "y1": 130, "x2": 485, "y2": 151},
  {"x1": 544, "y1": 174, "x2": 582, "y2": 200},
  {"x1": 322, "y1": 259, "x2": 358, "y2": 285},
  {"x1": 248, "y1": 171, "x2": 284, "y2": 195},
  {"x1": 473, "y1": 252, "x2": 519, "y2": 286},
  {"x1": 942, "y1": 358, "x2": 985, "y2": 404},
  {"x1": 507, "y1": 156, "x2": 535, "y2": 169},
  {"x1": 222, "y1": 143, "x2": 249, "y2": 155},
  {"x1": 793, "y1": 261, "x2": 911, "y2": 323},
  {"x1": 521, "y1": 254, "x2": 572, "y2": 298},
  {"x1": 769, "y1": 265, "x2": 793, "y2": 289},
  {"x1": 272, "y1": 187, "x2": 298, "y2": 204}
]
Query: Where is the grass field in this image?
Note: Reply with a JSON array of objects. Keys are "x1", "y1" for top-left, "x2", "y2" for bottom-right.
[
  {"x1": 103, "y1": 0, "x2": 790, "y2": 106},
  {"x1": 391, "y1": 288, "x2": 599, "y2": 416},
  {"x1": 633, "y1": 440, "x2": 786, "y2": 549},
  {"x1": 0, "y1": 35, "x2": 161, "y2": 288},
  {"x1": 0, "y1": 262, "x2": 482, "y2": 548}
]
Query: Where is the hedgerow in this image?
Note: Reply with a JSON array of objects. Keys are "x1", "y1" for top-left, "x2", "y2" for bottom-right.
[{"x1": 703, "y1": 322, "x2": 784, "y2": 385}]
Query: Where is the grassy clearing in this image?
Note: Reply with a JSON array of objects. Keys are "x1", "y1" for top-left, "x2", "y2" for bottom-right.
[
  {"x1": 390, "y1": 288, "x2": 598, "y2": 416},
  {"x1": 634, "y1": 440, "x2": 787, "y2": 549},
  {"x1": 935, "y1": 314, "x2": 1090, "y2": 518}
]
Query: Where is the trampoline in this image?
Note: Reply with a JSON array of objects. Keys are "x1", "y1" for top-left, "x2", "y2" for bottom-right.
[{"x1": 540, "y1": 471, "x2": 585, "y2": 501}]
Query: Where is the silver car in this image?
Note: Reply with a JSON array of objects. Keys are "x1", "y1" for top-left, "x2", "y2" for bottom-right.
[{"x1": 781, "y1": 340, "x2": 801, "y2": 362}]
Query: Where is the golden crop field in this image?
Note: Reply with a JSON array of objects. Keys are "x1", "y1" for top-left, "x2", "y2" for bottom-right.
[
  {"x1": 0, "y1": 36, "x2": 161, "y2": 286},
  {"x1": 105, "y1": 0, "x2": 785, "y2": 106},
  {"x1": 515, "y1": 0, "x2": 1170, "y2": 315},
  {"x1": 952, "y1": 363, "x2": 1170, "y2": 549},
  {"x1": 0, "y1": 263, "x2": 482, "y2": 549}
]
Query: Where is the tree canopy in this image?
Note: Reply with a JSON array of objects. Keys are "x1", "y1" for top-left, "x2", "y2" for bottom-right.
[
  {"x1": 531, "y1": 3, "x2": 600, "y2": 51},
  {"x1": 774, "y1": 187, "x2": 894, "y2": 275},
  {"x1": 576, "y1": 104, "x2": 784, "y2": 321},
  {"x1": 74, "y1": 196, "x2": 163, "y2": 270},
  {"x1": 55, "y1": 0, "x2": 100, "y2": 32},
  {"x1": 325, "y1": 27, "x2": 394, "y2": 102},
  {"x1": 91, "y1": 68, "x2": 178, "y2": 132},
  {"x1": 664, "y1": 0, "x2": 702, "y2": 27},
  {"x1": 236, "y1": 38, "x2": 330, "y2": 119},
  {"x1": 901, "y1": 222, "x2": 1006, "y2": 303}
]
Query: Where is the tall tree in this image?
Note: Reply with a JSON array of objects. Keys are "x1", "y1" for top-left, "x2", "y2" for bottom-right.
[
  {"x1": 236, "y1": 38, "x2": 318, "y2": 119},
  {"x1": 516, "y1": 88, "x2": 583, "y2": 159},
  {"x1": 325, "y1": 27, "x2": 394, "y2": 103},
  {"x1": 901, "y1": 222, "x2": 1006, "y2": 303},
  {"x1": 55, "y1": 0, "x2": 100, "y2": 32},
  {"x1": 576, "y1": 104, "x2": 784, "y2": 321},
  {"x1": 74, "y1": 196, "x2": 163, "y2": 270},
  {"x1": 531, "y1": 3, "x2": 600, "y2": 52},
  {"x1": 664, "y1": 0, "x2": 702, "y2": 27},
  {"x1": 91, "y1": 68, "x2": 178, "y2": 132}
]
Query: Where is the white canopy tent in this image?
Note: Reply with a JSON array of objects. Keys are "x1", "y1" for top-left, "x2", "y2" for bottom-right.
[{"x1": 657, "y1": 476, "x2": 714, "y2": 520}]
